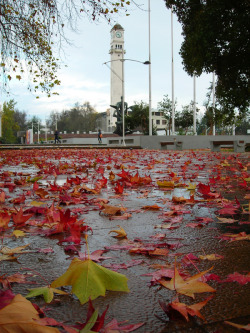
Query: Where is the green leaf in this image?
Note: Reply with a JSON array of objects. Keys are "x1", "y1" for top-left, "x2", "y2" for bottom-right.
[
  {"x1": 26, "y1": 286, "x2": 68, "y2": 303},
  {"x1": 51, "y1": 258, "x2": 129, "y2": 304},
  {"x1": 80, "y1": 309, "x2": 99, "y2": 333}
]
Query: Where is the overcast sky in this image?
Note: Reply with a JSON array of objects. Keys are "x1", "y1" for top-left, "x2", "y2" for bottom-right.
[{"x1": 1, "y1": 0, "x2": 213, "y2": 123}]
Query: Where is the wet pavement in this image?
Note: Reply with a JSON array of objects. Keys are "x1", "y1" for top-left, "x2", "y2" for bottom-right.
[{"x1": 0, "y1": 148, "x2": 249, "y2": 332}]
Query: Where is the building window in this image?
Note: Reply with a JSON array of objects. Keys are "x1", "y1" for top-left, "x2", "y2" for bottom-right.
[
  {"x1": 155, "y1": 112, "x2": 160, "y2": 116},
  {"x1": 162, "y1": 120, "x2": 167, "y2": 125},
  {"x1": 156, "y1": 120, "x2": 160, "y2": 125}
]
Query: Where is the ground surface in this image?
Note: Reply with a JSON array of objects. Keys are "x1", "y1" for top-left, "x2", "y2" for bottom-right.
[{"x1": 0, "y1": 148, "x2": 249, "y2": 332}]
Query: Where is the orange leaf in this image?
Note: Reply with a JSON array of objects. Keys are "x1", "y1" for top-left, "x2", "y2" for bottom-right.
[
  {"x1": 159, "y1": 264, "x2": 216, "y2": 298},
  {"x1": 100, "y1": 204, "x2": 126, "y2": 216},
  {"x1": 148, "y1": 248, "x2": 169, "y2": 256},
  {"x1": 166, "y1": 295, "x2": 213, "y2": 321},
  {"x1": 0, "y1": 212, "x2": 11, "y2": 228},
  {"x1": 141, "y1": 204, "x2": 161, "y2": 211},
  {"x1": 0, "y1": 294, "x2": 59, "y2": 332}
]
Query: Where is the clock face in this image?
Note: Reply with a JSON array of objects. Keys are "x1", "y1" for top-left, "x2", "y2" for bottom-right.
[{"x1": 116, "y1": 31, "x2": 122, "y2": 38}]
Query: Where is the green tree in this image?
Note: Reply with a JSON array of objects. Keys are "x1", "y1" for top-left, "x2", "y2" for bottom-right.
[
  {"x1": 47, "y1": 101, "x2": 99, "y2": 133},
  {"x1": 165, "y1": 0, "x2": 250, "y2": 117},
  {"x1": 158, "y1": 94, "x2": 177, "y2": 135},
  {"x1": 1, "y1": 100, "x2": 19, "y2": 143},
  {"x1": 126, "y1": 101, "x2": 157, "y2": 135},
  {"x1": 175, "y1": 103, "x2": 198, "y2": 134},
  {"x1": 13, "y1": 110, "x2": 28, "y2": 131},
  {"x1": 0, "y1": 1, "x2": 132, "y2": 97}
]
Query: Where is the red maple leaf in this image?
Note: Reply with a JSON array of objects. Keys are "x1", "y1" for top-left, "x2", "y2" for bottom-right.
[
  {"x1": 12, "y1": 207, "x2": 33, "y2": 226},
  {"x1": 114, "y1": 182, "x2": 124, "y2": 194},
  {"x1": 224, "y1": 272, "x2": 250, "y2": 285}
]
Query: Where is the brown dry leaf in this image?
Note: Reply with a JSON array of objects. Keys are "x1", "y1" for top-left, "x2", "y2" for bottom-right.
[
  {"x1": 109, "y1": 225, "x2": 127, "y2": 238},
  {"x1": 199, "y1": 254, "x2": 224, "y2": 261},
  {"x1": 109, "y1": 171, "x2": 116, "y2": 181},
  {"x1": 141, "y1": 204, "x2": 161, "y2": 211},
  {"x1": 82, "y1": 184, "x2": 98, "y2": 194},
  {"x1": 159, "y1": 264, "x2": 216, "y2": 298},
  {"x1": 0, "y1": 244, "x2": 30, "y2": 255},
  {"x1": 101, "y1": 204, "x2": 126, "y2": 216},
  {"x1": 224, "y1": 321, "x2": 250, "y2": 330},
  {"x1": 148, "y1": 248, "x2": 169, "y2": 256},
  {"x1": 217, "y1": 217, "x2": 238, "y2": 224},
  {"x1": 172, "y1": 196, "x2": 188, "y2": 203},
  {"x1": 0, "y1": 294, "x2": 59, "y2": 332},
  {"x1": 0, "y1": 254, "x2": 17, "y2": 262},
  {"x1": 35, "y1": 188, "x2": 49, "y2": 199},
  {"x1": 157, "y1": 180, "x2": 175, "y2": 188}
]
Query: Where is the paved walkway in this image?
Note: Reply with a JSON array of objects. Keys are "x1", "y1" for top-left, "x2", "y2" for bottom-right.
[{"x1": 0, "y1": 148, "x2": 249, "y2": 332}]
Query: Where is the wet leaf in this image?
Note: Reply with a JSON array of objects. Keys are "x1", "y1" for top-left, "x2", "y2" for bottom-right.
[
  {"x1": 160, "y1": 295, "x2": 213, "y2": 321},
  {"x1": 0, "y1": 294, "x2": 60, "y2": 332},
  {"x1": 224, "y1": 321, "x2": 250, "y2": 330},
  {"x1": 26, "y1": 286, "x2": 68, "y2": 303},
  {"x1": 51, "y1": 258, "x2": 129, "y2": 304},
  {"x1": 159, "y1": 264, "x2": 216, "y2": 298},
  {"x1": 109, "y1": 225, "x2": 127, "y2": 238}
]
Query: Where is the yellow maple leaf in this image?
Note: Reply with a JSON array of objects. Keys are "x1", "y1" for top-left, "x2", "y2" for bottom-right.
[
  {"x1": 51, "y1": 258, "x2": 129, "y2": 304},
  {"x1": 159, "y1": 264, "x2": 216, "y2": 298},
  {"x1": 0, "y1": 244, "x2": 30, "y2": 255},
  {"x1": 199, "y1": 254, "x2": 223, "y2": 261},
  {"x1": 29, "y1": 200, "x2": 47, "y2": 207},
  {"x1": 109, "y1": 225, "x2": 127, "y2": 238},
  {"x1": 0, "y1": 294, "x2": 59, "y2": 332},
  {"x1": 12, "y1": 230, "x2": 26, "y2": 238},
  {"x1": 157, "y1": 180, "x2": 175, "y2": 188},
  {"x1": 187, "y1": 183, "x2": 196, "y2": 190}
]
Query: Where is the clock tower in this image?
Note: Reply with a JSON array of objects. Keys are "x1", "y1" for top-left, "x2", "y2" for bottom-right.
[{"x1": 109, "y1": 23, "x2": 125, "y2": 128}]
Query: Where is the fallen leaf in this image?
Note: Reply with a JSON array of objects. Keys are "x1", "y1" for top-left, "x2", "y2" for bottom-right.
[
  {"x1": 100, "y1": 204, "x2": 126, "y2": 216},
  {"x1": 26, "y1": 286, "x2": 68, "y2": 303},
  {"x1": 0, "y1": 294, "x2": 60, "y2": 332},
  {"x1": 0, "y1": 244, "x2": 30, "y2": 255},
  {"x1": 109, "y1": 225, "x2": 127, "y2": 238},
  {"x1": 160, "y1": 295, "x2": 213, "y2": 322},
  {"x1": 159, "y1": 264, "x2": 216, "y2": 298},
  {"x1": 51, "y1": 258, "x2": 129, "y2": 304},
  {"x1": 12, "y1": 230, "x2": 26, "y2": 238},
  {"x1": 199, "y1": 254, "x2": 224, "y2": 261},
  {"x1": 102, "y1": 318, "x2": 144, "y2": 332},
  {"x1": 223, "y1": 272, "x2": 250, "y2": 285},
  {"x1": 224, "y1": 321, "x2": 250, "y2": 330},
  {"x1": 141, "y1": 204, "x2": 162, "y2": 211},
  {"x1": 0, "y1": 273, "x2": 33, "y2": 289}
]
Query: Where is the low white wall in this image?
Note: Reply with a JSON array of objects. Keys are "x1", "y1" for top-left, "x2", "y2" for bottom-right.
[{"x1": 140, "y1": 135, "x2": 250, "y2": 150}]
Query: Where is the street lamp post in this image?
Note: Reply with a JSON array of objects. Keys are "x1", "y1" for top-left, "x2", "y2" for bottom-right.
[
  {"x1": 148, "y1": 0, "x2": 152, "y2": 136},
  {"x1": 103, "y1": 58, "x2": 150, "y2": 145},
  {"x1": 212, "y1": 72, "x2": 216, "y2": 135},
  {"x1": 193, "y1": 74, "x2": 197, "y2": 135},
  {"x1": 121, "y1": 50, "x2": 125, "y2": 145},
  {"x1": 171, "y1": 6, "x2": 175, "y2": 135}
]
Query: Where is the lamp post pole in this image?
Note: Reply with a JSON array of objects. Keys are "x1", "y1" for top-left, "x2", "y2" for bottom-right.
[
  {"x1": 121, "y1": 50, "x2": 125, "y2": 146},
  {"x1": 212, "y1": 72, "x2": 216, "y2": 135},
  {"x1": 193, "y1": 74, "x2": 197, "y2": 135},
  {"x1": 148, "y1": 0, "x2": 152, "y2": 136},
  {"x1": 171, "y1": 6, "x2": 175, "y2": 135}
]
